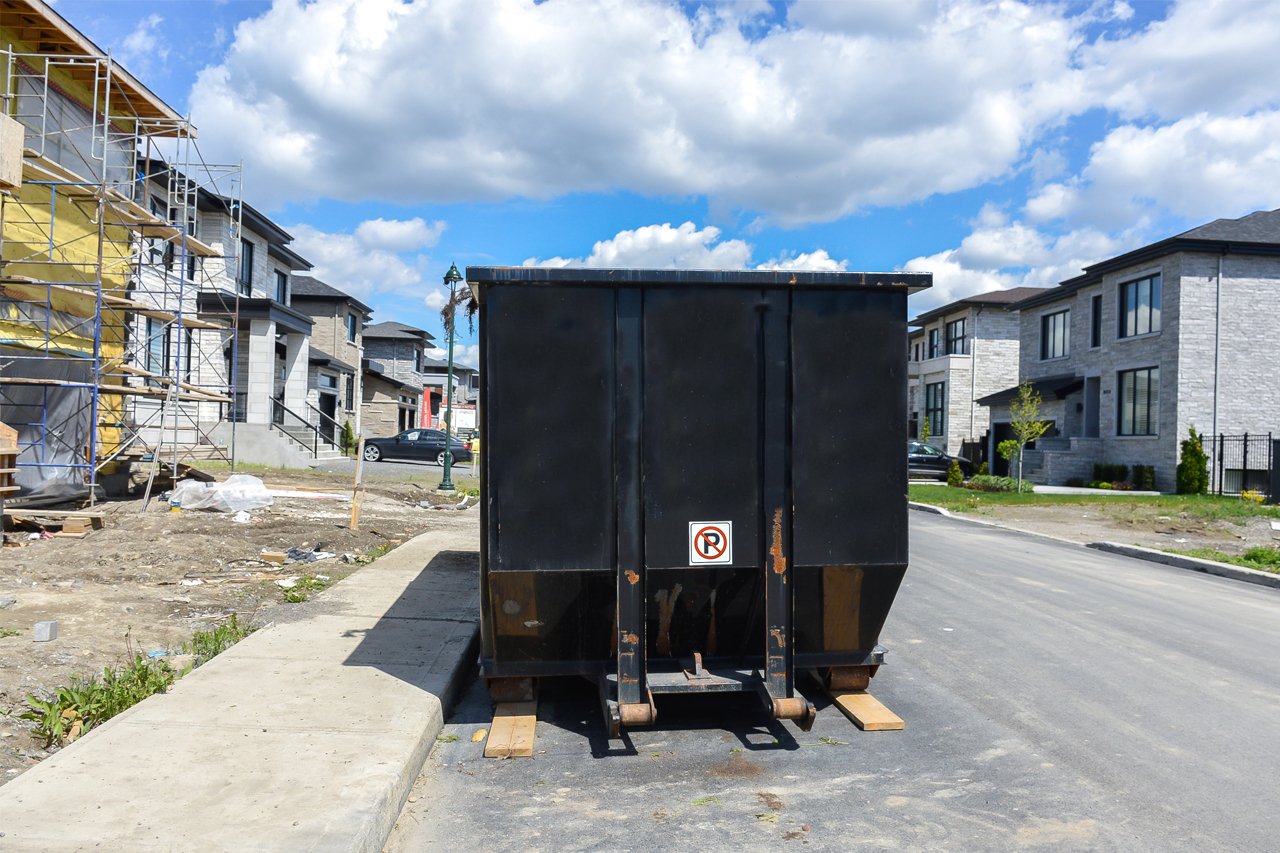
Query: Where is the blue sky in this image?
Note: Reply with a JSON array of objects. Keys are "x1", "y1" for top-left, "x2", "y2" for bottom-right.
[{"x1": 54, "y1": 0, "x2": 1280, "y2": 363}]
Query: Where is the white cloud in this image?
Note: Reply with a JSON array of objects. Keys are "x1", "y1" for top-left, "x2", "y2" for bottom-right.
[
  {"x1": 525, "y1": 222, "x2": 752, "y2": 269},
  {"x1": 117, "y1": 14, "x2": 168, "y2": 73},
  {"x1": 754, "y1": 249, "x2": 847, "y2": 271},
  {"x1": 522, "y1": 220, "x2": 852, "y2": 272},
  {"x1": 423, "y1": 288, "x2": 448, "y2": 311},
  {"x1": 1081, "y1": 0, "x2": 1280, "y2": 121},
  {"x1": 1026, "y1": 111, "x2": 1280, "y2": 229},
  {"x1": 354, "y1": 217, "x2": 445, "y2": 252},
  {"x1": 189, "y1": 0, "x2": 1091, "y2": 221},
  {"x1": 288, "y1": 217, "x2": 445, "y2": 300},
  {"x1": 428, "y1": 344, "x2": 480, "y2": 368}
]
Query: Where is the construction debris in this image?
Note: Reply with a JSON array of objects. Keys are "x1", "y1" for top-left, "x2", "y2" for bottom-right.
[{"x1": 32, "y1": 621, "x2": 57, "y2": 642}]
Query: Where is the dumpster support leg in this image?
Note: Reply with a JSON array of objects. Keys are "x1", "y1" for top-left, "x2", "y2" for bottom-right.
[
  {"x1": 615, "y1": 287, "x2": 654, "y2": 732},
  {"x1": 759, "y1": 292, "x2": 814, "y2": 731}
]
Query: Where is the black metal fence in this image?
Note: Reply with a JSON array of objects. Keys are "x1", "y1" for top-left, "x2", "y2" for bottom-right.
[{"x1": 1210, "y1": 433, "x2": 1273, "y2": 496}]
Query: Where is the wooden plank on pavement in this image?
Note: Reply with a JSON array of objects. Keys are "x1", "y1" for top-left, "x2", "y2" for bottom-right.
[
  {"x1": 484, "y1": 701, "x2": 538, "y2": 759},
  {"x1": 829, "y1": 691, "x2": 905, "y2": 731}
]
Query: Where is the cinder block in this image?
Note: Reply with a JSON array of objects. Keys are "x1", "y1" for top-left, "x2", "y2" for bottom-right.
[{"x1": 33, "y1": 620, "x2": 57, "y2": 642}]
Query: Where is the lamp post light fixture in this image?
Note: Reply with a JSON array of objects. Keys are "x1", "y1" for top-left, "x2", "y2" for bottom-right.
[{"x1": 437, "y1": 262, "x2": 463, "y2": 493}]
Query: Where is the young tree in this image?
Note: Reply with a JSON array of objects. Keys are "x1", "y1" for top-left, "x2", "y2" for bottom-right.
[
  {"x1": 1008, "y1": 381, "x2": 1051, "y2": 493},
  {"x1": 339, "y1": 420, "x2": 355, "y2": 457},
  {"x1": 1176, "y1": 426, "x2": 1209, "y2": 494},
  {"x1": 919, "y1": 416, "x2": 931, "y2": 445}
]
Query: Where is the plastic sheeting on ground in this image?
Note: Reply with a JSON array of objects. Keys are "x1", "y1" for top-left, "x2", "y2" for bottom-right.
[{"x1": 168, "y1": 474, "x2": 273, "y2": 512}]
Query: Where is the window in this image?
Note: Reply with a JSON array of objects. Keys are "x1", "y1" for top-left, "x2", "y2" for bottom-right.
[
  {"x1": 318, "y1": 373, "x2": 338, "y2": 389},
  {"x1": 945, "y1": 318, "x2": 967, "y2": 355},
  {"x1": 1119, "y1": 274, "x2": 1161, "y2": 338},
  {"x1": 182, "y1": 328, "x2": 194, "y2": 383},
  {"x1": 345, "y1": 375, "x2": 355, "y2": 410},
  {"x1": 238, "y1": 239, "x2": 254, "y2": 295},
  {"x1": 1040, "y1": 309, "x2": 1069, "y2": 360},
  {"x1": 1090, "y1": 294, "x2": 1102, "y2": 348},
  {"x1": 912, "y1": 342, "x2": 920, "y2": 362},
  {"x1": 927, "y1": 329, "x2": 940, "y2": 359},
  {"x1": 924, "y1": 381, "x2": 945, "y2": 436},
  {"x1": 413, "y1": 348, "x2": 423, "y2": 373},
  {"x1": 144, "y1": 317, "x2": 170, "y2": 379},
  {"x1": 1117, "y1": 367, "x2": 1159, "y2": 436},
  {"x1": 275, "y1": 270, "x2": 288, "y2": 304},
  {"x1": 347, "y1": 312, "x2": 358, "y2": 343}
]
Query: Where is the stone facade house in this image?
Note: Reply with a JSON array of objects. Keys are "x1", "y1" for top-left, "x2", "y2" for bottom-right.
[
  {"x1": 981, "y1": 209, "x2": 1280, "y2": 492},
  {"x1": 290, "y1": 276, "x2": 371, "y2": 442},
  {"x1": 907, "y1": 287, "x2": 1044, "y2": 458},
  {"x1": 361, "y1": 321, "x2": 435, "y2": 436}
]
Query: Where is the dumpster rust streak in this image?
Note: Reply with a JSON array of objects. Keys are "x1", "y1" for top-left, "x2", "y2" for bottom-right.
[
  {"x1": 621, "y1": 632, "x2": 640, "y2": 646},
  {"x1": 769, "y1": 508, "x2": 787, "y2": 578},
  {"x1": 625, "y1": 570, "x2": 640, "y2": 585}
]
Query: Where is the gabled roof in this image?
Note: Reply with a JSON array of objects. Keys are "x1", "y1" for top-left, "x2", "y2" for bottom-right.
[
  {"x1": 1013, "y1": 208, "x2": 1280, "y2": 311},
  {"x1": 0, "y1": 1, "x2": 188, "y2": 136},
  {"x1": 909, "y1": 286, "x2": 1047, "y2": 327},
  {"x1": 364, "y1": 321, "x2": 436, "y2": 343},
  {"x1": 421, "y1": 355, "x2": 477, "y2": 374},
  {"x1": 290, "y1": 276, "x2": 372, "y2": 314}
]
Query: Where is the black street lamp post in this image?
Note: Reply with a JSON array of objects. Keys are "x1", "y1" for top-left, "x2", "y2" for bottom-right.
[{"x1": 437, "y1": 262, "x2": 462, "y2": 493}]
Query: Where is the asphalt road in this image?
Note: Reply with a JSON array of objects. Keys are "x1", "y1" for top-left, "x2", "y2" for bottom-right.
[{"x1": 388, "y1": 513, "x2": 1280, "y2": 851}]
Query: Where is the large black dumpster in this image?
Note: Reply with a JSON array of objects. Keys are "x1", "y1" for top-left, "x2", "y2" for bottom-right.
[{"x1": 467, "y1": 266, "x2": 931, "y2": 733}]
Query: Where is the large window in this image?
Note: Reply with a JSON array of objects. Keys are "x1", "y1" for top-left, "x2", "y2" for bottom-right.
[
  {"x1": 927, "y1": 328, "x2": 941, "y2": 359},
  {"x1": 1118, "y1": 367, "x2": 1159, "y2": 436},
  {"x1": 347, "y1": 312, "x2": 359, "y2": 343},
  {"x1": 946, "y1": 318, "x2": 967, "y2": 355},
  {"x1": 144, "y1": 317, "x2": 170, "y2": 381},
  {"x1": 238, "y1": 239, "x2": 254, "y2": 296},
  {"x1": 1090, "y1": 294, "x2": 1102, "y2": 348},
  {"x1": 1040, "y1": 309, "x2": 1069, "y2": 360},
  {"x1": 275, "y1": 270, "x2": 289, "y2": 304},
  {"x1": 345, "y1": 375, "x2": 356, "y2": 410},
  {"x1": 1119, "y1": 274, "x2": 1161, "y2": 338},
  {"x1": 925, "y1": 381, "x2": 945, "y2": 436}
]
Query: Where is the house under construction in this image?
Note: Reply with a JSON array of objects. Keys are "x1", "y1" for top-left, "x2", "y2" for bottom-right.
[{"x1": 0, "y1": 1, "x2": 246, "y2": 503}]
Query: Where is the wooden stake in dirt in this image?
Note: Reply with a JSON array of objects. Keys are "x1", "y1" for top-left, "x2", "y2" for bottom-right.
[{"x1": 348, "y1": 438, "x2": 366, "y2": 530}]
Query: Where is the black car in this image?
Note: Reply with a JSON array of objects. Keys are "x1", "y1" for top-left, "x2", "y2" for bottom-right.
[
  {"x1": 908, "y1": 440, "x2": 974, "y2": 480},
  {"x1": 362, "y1": 429, "x2": 473, "y2": 465}
]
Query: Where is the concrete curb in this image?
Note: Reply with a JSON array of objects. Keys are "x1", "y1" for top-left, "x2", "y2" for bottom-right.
[
  {"x1": 0, "y1": 528, "x2": 481, "y2": 852},
  {"x1": 1087, "y1": 542, "x2": 1280, "y2": 591},
  {"x1": 908, "y1": 501, "x2": 951, "y2": 517}
]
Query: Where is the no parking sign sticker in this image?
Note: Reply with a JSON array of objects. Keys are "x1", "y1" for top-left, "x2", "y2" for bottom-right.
[{"x1": 689, "y1": 521, "x2": 732, "y2": 565}]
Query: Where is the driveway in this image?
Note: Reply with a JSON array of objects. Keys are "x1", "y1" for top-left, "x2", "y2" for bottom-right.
[{"x1": 388, "y1": 512, "x2": 1280, "y2": 851}]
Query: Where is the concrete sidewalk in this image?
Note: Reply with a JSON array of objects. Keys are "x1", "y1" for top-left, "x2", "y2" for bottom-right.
[{"x1": 0, "y1": 528, "x2": 480, "y2": 852}]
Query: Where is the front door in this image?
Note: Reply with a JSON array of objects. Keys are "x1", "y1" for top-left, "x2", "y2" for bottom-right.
[{"x1": 318, "y1": 392, "x2": 338, "y2": 444}]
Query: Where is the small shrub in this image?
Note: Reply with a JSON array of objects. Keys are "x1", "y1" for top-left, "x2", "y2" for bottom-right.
[
  {"x1": 965, "y1": 475, "x2": 1035, "y2": 493},
  {"x1": 1093, "y1": 463, "x2": 1129, "y2": 483},
  {"x1": 1177, "y1": 427, "x2": 1209, "y2": 494},
  {"x1": 976, "y1": 462, "x2": 989, "y2": 476},
  {"x1": 1086, "y1": 480, "x2": 1113, "y2": 490},
  {"x1": 1241, "y1": 489, "x2": 1266, "y2": 505},
  {"x1": 1132, "y1": 465, "x2": 1156, "y2": 491},
  {"x1": 946, "y1": 459, "x2": 963, "y2": 487},
  {"x1": 0, "y1": 627, "x2": 20, "y2": 638},
  {"x1": 339, "y1": 420, "x2": 356, "y2": 456}
]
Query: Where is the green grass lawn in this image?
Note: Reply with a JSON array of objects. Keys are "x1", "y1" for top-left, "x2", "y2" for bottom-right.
[
  {"x1": 1165, "y1": 546, "x2": 1280, "y2": 574},
  {"x1": 908, "y1": 484, "x2": 1280, "y2": 523}
]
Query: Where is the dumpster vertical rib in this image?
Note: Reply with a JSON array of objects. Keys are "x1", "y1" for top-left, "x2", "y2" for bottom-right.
[
  {"x1": 615, "y1": 286, "x2": 648, "y2": 715},
  {"x1": 760, "y1": 289, "x2": 792, "y2": 701}
]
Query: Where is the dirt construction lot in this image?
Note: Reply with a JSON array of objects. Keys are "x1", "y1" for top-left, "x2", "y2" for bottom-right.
[{"x1": 0, "y1": 466, "x2": 478, "y2": 785}]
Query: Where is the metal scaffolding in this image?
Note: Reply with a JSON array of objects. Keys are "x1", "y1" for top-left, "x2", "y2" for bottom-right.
[{"x1": 0, "y1": 45, "x2": 244, "y2": 504}]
